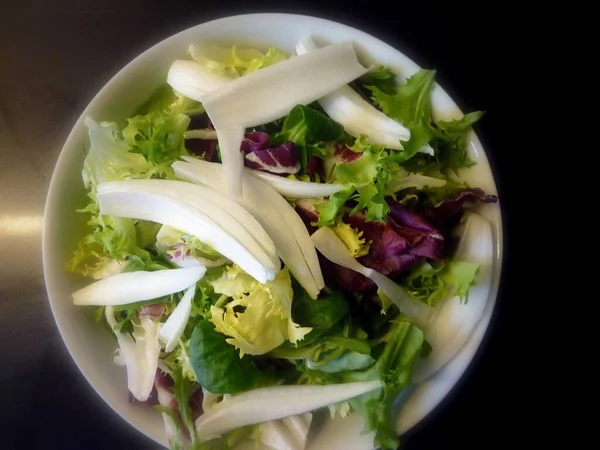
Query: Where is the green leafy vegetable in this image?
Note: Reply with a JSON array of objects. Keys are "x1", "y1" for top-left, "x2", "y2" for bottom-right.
[
  {"x1": 122, "y1": 112, "x2": 190, "y2": 167},
  {"x1": 190, "y1": 44, "x2": 287, "y2": 77},
  {"x1": 135, "y1": 84, "x2": 204, "y2": 116},
  {"x1": 359, "y1": 65, "x2": 399, "y2": 95},
  {"x1": 346, "y1": 320, "x2": 424, "y2": 450},
  {"x1": 330, "y1": 222, "x2": 370, "y2": 258},
  {"x1": 370, "y1": 69, "x2": 437, "y2": 162},
  {"x1": 400, "y1": 260, "x2": 481, "y2": 306},
  {"x1": 189, "y1": 320, "x2": 262, "y2": 394},
  {"x1": 208, "y1": 267, "x2": 312, "y2": 356},
  {"x1": 312, "y1": 351, "x2": 375, "y2": 373},
  {"x1": 316, "y1": 137, "x2": 392, "y2": 225},
  {"x1": 291, "y1": 285, "x2": 349, "y2": 332},
  {"x1": 430, "y1": 111, "x2": 485, "y2": 174},
  {"x1": 439, "y1": 260, "x2": 481, "y2": 303},
  {"x1": 271, "y1": 104, "x2": 347, "y2": 170},
  {"x1": 315, "y1": 187, "x2": 354, "y2": 227},
  {"x1": 369, "y1": 69, "x2": 484, "y2": 174},
  {"x1": 171, "y1": 366, "x2": 198, "y2": 447}
]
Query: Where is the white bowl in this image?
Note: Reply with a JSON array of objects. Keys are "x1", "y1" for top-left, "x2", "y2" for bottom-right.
[{"x1": 42, "y1": 12, "x2": 503, "y2": 450}]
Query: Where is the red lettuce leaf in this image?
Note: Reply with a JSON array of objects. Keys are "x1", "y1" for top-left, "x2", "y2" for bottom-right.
[
  {"x1": 185, "y1": 114, "x2": 217, "y2": 161},
  {"x1": 139, "y1": 304, "x2": 166, "y2": 318},
  {"x1": 423, "y1": 188, "x2": 498, "y2": 228},
  {"x1": 241, "y1": 131, "x2": 300, "y2": 175},
  {"x1": 335, "y1": 145, "x2": 363, "y2": 163},
  {"x1": 307, "y1": 155, "x2": 323, "y2": 181},
  {"x1": 325, "y1": 202, "x2": 447, "y2": 294},
  {"x1": 240, "y1": 131, "x2": 270, "y2": 153}
]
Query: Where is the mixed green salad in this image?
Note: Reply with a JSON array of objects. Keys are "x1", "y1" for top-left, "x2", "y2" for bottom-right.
[{"x1": 67, "y1": 36, "x2": 498, "y2": 450}]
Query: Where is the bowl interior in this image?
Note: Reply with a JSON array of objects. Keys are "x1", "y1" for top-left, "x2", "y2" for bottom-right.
[{"x1": 43, "y1": 12, "x2": 503, "y2": 449}]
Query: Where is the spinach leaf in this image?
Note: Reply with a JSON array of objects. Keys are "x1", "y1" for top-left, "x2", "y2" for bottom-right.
[{"x1": 189, "y1": 320, "x2": 261, "y2": 394}]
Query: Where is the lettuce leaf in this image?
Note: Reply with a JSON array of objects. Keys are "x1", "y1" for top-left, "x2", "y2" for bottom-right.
[
  {"x1": 122, "y1": 112, "x2": 190, "y2": 167},
  {"x1": 369, "y1": 69, "x2": 437, "y2": 162},
  {"x1": 155, "y1": 225, "x2": 224, "y2": 265},
  {"x1": 430, "y1": 111, "x2": 484, "y2": 173},
  {"x1": 241, "y1": 131, "x2": 300, "y2": 175},
  {"x1": 189, "y1": 43, "x2": 287, "y2": 77},
  {"x1": 68, "y1": 113, "x2": 192, "y2": 277},
  {"x1": 439, "y1": 260, "x2": 481, "y2": 303},
  {"x1": 369, "y1": 69, "x2": 485, "y2": 174},
  {"x1": 208, "y1": 267, "x2": 312, "y2": 356},
  {"x1": 358, "y1": 65, "x2": 399, "y2": 96},
  {"x1": 330, "y1": 221, "x2": 370, "y2": 258},
  {"x1": 345, "y1": 320, "x2": 424, "y2": 450},
  {"x1": 271, "y1": 104, "x2": 347, "y2": 170},
  {"x1": 65, "y1": 190, "x2": 151, "y2": 277},
  {"x1": 135, "y1": 84, "x2": 204, "y2": 117},
  {"x1": 189, "y1": 320, "x2": 262, "y2": 394}
]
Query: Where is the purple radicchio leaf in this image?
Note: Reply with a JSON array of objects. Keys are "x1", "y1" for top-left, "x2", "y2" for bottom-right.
[
  {"x1": 139, "y1": 304, "x2": 166, "y2": 318},
  {"x1": 241, "y1": 131, "x2": 300, "y2": 175}
]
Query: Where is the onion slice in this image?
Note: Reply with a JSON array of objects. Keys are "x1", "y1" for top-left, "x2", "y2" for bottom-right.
[
  {"x1": 195, "y1": 381, "x2": 382, "y2": 442},
  {"x1": 72, "y1": 266, "x2": 206, "y2": 306}
]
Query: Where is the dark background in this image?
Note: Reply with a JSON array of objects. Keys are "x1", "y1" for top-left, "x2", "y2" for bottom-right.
[{"x1": 1, "y1": 1, "x2": 522, "y2": 449}]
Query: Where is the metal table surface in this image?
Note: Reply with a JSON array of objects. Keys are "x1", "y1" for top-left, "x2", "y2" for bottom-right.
[{"x1": 1, "y1": 1, "x2": 518, "y2": 449}]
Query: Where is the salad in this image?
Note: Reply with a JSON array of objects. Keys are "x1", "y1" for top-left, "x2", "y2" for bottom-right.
[{"x1": 66, "y1": 36, "x2": 498, "y2": 450}]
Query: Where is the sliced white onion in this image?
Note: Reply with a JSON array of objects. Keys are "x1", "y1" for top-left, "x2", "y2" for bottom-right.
[
  {"x1": 96, "y1": 183, "x2": 276, "y2": 283},
  {"x1": 296, "y1": 36, "x2": 410, "y2": 150},
  {"x1": 259, "y1": 413, "x2": 313, "y2": 450},
  {"x1": 245, "y1": 176, "x2": 325, "y2": 292},
  {"x1": 72, "y1": 266, "x2": 206, "y2": 306},
  {"x1": 201, "y1": 41, "x2": 367, "y2": 130},
  {"x1": 195, "y1": 381, "x2": 382, "y2": 442},
  {"x1": 98, "y1": 179, "x2": 278, "y2": 269},
  {"x1": 247, "y1": 170, "x2": 344, "y2": 198},
  {"x1": 167, "y1": 59, "x2": 232, "y2": 102},
  {"x1": 173, "y1": 159, "x2": 322, "y2": 298},
  {"x1": 184, "y1": 129, "x2": 218, "y2": 140},
  {"x1": 159, "y1": 283, "x2": 202, "y2": 353},
  {"x1": 105, "y1": 306, "x2": 161, "y2": 402}
]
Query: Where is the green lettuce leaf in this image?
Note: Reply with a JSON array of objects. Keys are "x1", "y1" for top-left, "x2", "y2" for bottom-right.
[
  {"x1": 400, "y1": 259, "x2": 482, "y2": 306},
  {"x1": 291, "y1": 283, "x2": 349, "y2": 332},
  {"x1": 358, "y1": 65, "x2": 399, "y2": 95},
  {"x1": 429, "y1": 111, "x2": 485, "y2": 174},
  {"x1": 171, "y1": 366, "x2": 198, "y2": 448},
  {"x1": 155, "y1": 225, "x2": 224, "y2": 262},
  {"x1": 68, "y1": 113, "x2": 191, "y2": 277},
  {"x1": 135, "y1": 84, "x2": 204, "y2": 117},
  {"x1": 370, "y1": 69, "x2": 437, "y2": 163},
  {"x1": 439, "y1": 260, "x2": 481, "y2": 303},
  {"x1": 369, "y1": 69, "x2": 484, "y2": 175},
  {"x1": 122, "y1": 111, "x2": 190, "y2": 167},
  {"x1": 190, "y1": 43, "x2": 287, "y2": 77},
  {"x1": 315, "y1": 137, "x2": 391, "y2": 225},
  {"x1": 345, "y1": 320, "x2": 424, "y2": 450},
  {"x1": 208, "y1": 267, "x2": 312, "y2": 356},
  {"x1": 315, "y1": 187, "x2": 354, "y2": 227},
  {"x1": 271, "y1": 104, "x2": 348, "y2": 170},
  {"x1": 189, "y1": 320, "x2": 262, "y2": 394}
]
